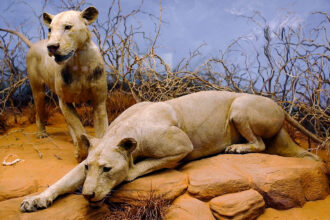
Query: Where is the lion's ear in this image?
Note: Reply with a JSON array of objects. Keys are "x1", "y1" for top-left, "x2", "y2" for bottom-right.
[
  {"x1": 118, "y1": 138, "x2": 137, "y2": 154},
  {"x1": 80, "y1": 134, "x2": 101, "y2": 148},
  {"x1": 81, "y1": 134, "x2": 91, "y2": 148},
  {"x1": 43, "y1": 12, "x2": 54, "y2": 27},
  {"x1": 80, "y1": 6, "x2": 99, "y2": 25}
]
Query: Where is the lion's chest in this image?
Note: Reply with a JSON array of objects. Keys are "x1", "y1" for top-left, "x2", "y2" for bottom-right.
[{"x1": 55, "y1": 64, "x2": 104, "y2": 103}]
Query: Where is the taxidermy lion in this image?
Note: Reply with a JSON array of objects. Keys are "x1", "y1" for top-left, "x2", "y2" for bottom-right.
[
  {"x1": 0, "y1": 7, "x2": 108, "y2": 162},
  {"x1": 20, "y1": 91, "x2": 324, "y2": 212}
]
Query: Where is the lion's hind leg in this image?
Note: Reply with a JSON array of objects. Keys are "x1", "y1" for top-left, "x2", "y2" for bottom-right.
[
  {"x1": 27, "y1": 55, "x2": 48, "y2": 138},
  {"x1": 224, "y1": 121, "x2": 266, "y2": 154},
  {"x1": 224, "y1": 99, "x2": 266, "y2": 154},
  {"x1": 30, "y1": 80, "x2": 48, "y2": 138},
  {"x1": 225, "y1": 95, "x2": 283, "y2": 154},
  {"x1": 265, "y1": 128, "x2": 321, "y2": 161}
]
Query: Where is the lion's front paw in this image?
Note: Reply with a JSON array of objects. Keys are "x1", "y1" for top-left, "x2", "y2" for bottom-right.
[{"x1": 20, "y1": 194, "x2": 53, "y2": 212}]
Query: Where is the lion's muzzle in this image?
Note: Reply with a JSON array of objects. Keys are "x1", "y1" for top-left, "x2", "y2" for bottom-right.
[{"x1": 83, "y1": 191, "x2": 95, "y2": 201}]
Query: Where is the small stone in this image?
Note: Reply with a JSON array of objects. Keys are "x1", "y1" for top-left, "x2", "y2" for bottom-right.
[
  {"x1": 209, "y1": 189, "x2": 265, "y2": 220},
  {"x1": 166, "y1": 194, "x2": 215, "y2": 220}
]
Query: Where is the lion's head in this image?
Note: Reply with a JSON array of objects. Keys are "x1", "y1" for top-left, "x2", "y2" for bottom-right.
[
  {"x1": 43, "y1": 7, "x2": 98, "y2": 64},
  {"x1": 81, "y1": 136, "x2": 137, "y2": 206}
]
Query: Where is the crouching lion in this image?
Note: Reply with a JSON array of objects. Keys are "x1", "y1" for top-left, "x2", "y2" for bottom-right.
[
  {"x1": 0, "y1": 6, "x2": 108, "y2": 162},
  {"x1": 20, "y1": 91, "x2": 323, "y2": 212}
]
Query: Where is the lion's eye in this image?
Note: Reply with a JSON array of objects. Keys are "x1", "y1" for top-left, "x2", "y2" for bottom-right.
[
  {"x1": 103, "y1": 167, "x2": 111, "y2": 172},
  {"x1": 64, "y1": 25, "x2": 72, "y2": 30},
  {"x1": 85, "y1": 164, "x2": 88, "y2": 170},
  {"x1": 48, "y1": 28, "x2": 51, "y2": 33}
]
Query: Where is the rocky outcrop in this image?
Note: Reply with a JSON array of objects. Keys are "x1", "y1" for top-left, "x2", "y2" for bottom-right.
[
  {"x1": 0, "y1": 194, "x2": 110, "y2": 220},
  {"x1": 0, "y1": 178, "x2": 38, "y2": 202},
  {"x1": 0, "y1": 154, "x2": 328, "y2": 220},
  {"x1": 180, "y1": 154, "x2": 328, "y2": 209},
  {"x1": 110, "y1": 170, "x2": 188, "y2": 204}
]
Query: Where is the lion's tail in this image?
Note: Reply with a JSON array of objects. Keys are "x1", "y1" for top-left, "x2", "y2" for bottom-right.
[
  {"x1": 284, "y1": 112, "x2": 324, "y2": 144},
  {"x1": 0, "y1": 28, "x2": 33, "y2": 48}
]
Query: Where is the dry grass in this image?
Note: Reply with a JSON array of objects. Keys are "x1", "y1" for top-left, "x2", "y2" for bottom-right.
[
  {"x1": 105, "y1": 193, "x2": 171, "y2": 220},
  {"x1": 0, "y1": 113, "x2": 6, "y2": 134},
  {"x1": 0, "y1": 91, "x2": 136, "y2": 131},
  {"x1": 0, "y1": 102, "x2": 35, "y2": 133},
  {"x1": 77, "y1": 90, "x2": 136, "y2": 126},
  {"x1": 106, "y1": 91, "x2": 137, "y2": 122},
  {"x1": 0, "y1": 101, "x2": 58, "y2": 133}
]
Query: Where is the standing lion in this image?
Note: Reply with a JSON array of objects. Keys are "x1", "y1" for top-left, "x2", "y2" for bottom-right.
[{"x1": 1, "y1": 7, "x2": 108, "y2": 162}]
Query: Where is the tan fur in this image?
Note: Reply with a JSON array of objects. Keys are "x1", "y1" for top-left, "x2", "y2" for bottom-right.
[
  {"x1": 20, "y1": 91, "x2": 322, "y2": 212},
  {"x1": 2, "y1": 7, "x2": 108, "y2": 162}
]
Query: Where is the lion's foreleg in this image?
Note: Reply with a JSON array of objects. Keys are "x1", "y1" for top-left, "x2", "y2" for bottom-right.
[
  {"x1": 30, "y1": 81, "x2": 48, "y2": 138},
  {"x1": 125, "y1": 153, "x2": 188, "y2": 181},
  {"x1": 92, "y1": 100, "x2": 108, "y2": 138},
  {"x1": 126, "y1": 126, "x2": 193, "y2": 181},
  {"x1": 59, "y1": 100, "x2": 88, "y2": 162},
  {"x1": 20, "y1": 161, "x2": 86, "y2": 212},
  {"x1": 68, "y1": 124, "x2": 78, "y2": 146}
]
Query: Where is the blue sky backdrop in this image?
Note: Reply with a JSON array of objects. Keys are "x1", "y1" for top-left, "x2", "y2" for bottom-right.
[{"x1": 0, "y1": 0, "x2": 329, "y2": 67}]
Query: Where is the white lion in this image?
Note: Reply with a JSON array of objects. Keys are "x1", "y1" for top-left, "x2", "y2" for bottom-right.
[
  {"x1": 20, "y1": 91, "x2": 323, "y2": 212},
  {"x1": 0, "y1": 7, "x2": 108, "y2": 162}
]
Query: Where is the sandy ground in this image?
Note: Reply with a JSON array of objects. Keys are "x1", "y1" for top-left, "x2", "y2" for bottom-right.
[
  {"x1": 0, "y1": 112, "x2": 95, "y2": 198},
  {"x1": 259, "y1": 196, "x2": 330, "y2": 220},
  {"x1": 0, "y1": 118, "x2": 329, "y2": 219}
]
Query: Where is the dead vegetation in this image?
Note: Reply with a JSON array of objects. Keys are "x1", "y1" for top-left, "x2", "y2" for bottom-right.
[
  {"x1": 105, "y1": 193, "x2": 171, "y2": 220},
  {"x1": 0, "y1": 1, "x2": 328, "y2": 144},
  {"x1": 77, "y1": 91, "x2": 136, "y2": 126},
  {"x1": 0, "y1": 90, "x2": 136, "y2": 132}
]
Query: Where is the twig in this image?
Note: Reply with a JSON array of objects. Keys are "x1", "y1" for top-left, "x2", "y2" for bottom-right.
[
  {"x1": 53, "y1": 154, "x2": 62, "y2": 160},
  {"x1": 2, "y1": 154, "x2": 24, "y2": 166}
]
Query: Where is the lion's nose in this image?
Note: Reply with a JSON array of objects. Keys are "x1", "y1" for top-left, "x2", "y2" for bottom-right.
[
  {"x1": 47, "y1": 43, "x2": 60, "y2": 54},
  {"x1": 83, "y1": 192, "x2": 95, "y2": 200}
]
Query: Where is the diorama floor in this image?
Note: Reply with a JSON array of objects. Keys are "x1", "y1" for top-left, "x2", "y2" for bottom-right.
[{"x1": 0, "y1": 117, "x2": 329, "y2": 219}]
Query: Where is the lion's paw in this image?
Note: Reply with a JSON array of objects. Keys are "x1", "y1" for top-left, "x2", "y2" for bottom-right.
[
  {"x1": 225, "y1": 145, "x2": 249, "y2": 154},
  {"x1": 37, "y1": 131, "x2": 49, "y2": 139},
  {"x1": 20, "y1": 194, "x2": 53, "y2": 212}
]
